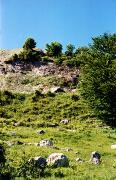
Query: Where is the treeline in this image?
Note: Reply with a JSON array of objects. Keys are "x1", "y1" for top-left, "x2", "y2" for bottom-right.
[{"x1": 9, "y1": 38, "x2": 82, "y2": 67}]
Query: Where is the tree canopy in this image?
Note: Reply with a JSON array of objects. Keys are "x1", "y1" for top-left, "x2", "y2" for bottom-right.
[
  {"x1": 79, "y1": 33, "x2": 116, "y2": 126},
  {"x1": 23, "y1": 38, "x2": 36, "y2": 50},
  {"x1": 45, "y1": 41, "x2": 62, "y2": 57}
]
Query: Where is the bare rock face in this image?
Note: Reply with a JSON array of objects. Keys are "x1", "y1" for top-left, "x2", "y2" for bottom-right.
[
  {"x1": 39, "y1": 139, "x2": 53, "y2": 147},
  {"x1": 29, "y1": 156, "x2": 46, "y2": 168},
  {"x1": 47, "y1": 153, "x2": 69, "y2": 167},
  {"x1": 90, "y1": 151, "x2": 101, "y2": 165}
]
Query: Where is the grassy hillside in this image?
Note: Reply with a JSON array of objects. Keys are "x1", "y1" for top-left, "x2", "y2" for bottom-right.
[{"x1": 0, "y1": 90, "x2": 116, "y2": 179}]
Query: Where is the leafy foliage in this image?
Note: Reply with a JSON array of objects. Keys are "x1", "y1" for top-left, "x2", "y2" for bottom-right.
[
  {"x1": 46, "y1": 42, "x2": 62, "y2": 57},
  {"x1": 18, "y1": 49, "x2": 41, "y2": 61},
  {"x1": 23, "y1": 38, "x2": 36, "y2": 50},
  {"x1": 79, "y1": 33, "x2": 116, "y2": 126},
  {"x1": 65, "y1": 44, "x2": 75, "y2": 56}
]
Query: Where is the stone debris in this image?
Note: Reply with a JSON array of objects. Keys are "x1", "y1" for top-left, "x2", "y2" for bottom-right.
[
  {"x1": 39, "y1": 139, "x2": 53, "y2": 147},
  {"x1": 60, "y1": 119, "x2": 69, "y2": 125}
]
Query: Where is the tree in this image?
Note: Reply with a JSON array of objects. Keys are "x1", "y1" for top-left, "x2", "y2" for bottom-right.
[
  {"x1": 79, "y1": 33, "x2": 116, "y2": 126},
  {"x1": 65, "y1": 44, "x2": 75, "y2": 56},
  {"x1": 23, "y1": 38, "x2": 36, "y2": 50},
  {"x1": 45, "y1": 42, "x2": 62, "y2": 57}
]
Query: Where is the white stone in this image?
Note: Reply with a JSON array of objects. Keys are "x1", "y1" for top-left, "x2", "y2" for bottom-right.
[
  {"x1": 47, "y1": 153, "x2": 69, "y2": 167},
  {"x1": 39, "y1": 139, "x2": 53, "y2": 147},
  {"x1": 111, "y1": 145, "x2": 116, "y2": 149}
]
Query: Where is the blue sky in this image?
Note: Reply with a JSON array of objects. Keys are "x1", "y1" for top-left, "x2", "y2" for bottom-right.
[{"x1": 1, "y1": 0, "x2": 116, "y2": 50}]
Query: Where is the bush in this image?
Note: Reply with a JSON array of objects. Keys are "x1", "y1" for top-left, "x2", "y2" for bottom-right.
[
  {"x1": 64, "y1": 58, "x2": 81, "y2": 67},
  {"x1": 18, "y1": 49, "x2": 41, "y2": 61},
  {"x1": 17, "y1": 158, "x2": 45, "y2": 178},
  {"x1": 54, "y1": 58, "x2": 63, "y2": 65},
  {"x1": 41, "y1": 56, "x2": 53, "y2": 63}
]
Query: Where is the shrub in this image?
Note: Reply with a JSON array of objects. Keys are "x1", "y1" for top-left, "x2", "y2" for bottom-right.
[
  {"x1": 18, "y1": 49, "x2": 41, "y2": 61},
  {"x1": 64, "y1": 58, "x2": 81, "y2": 67},
  {"x1": 41, "y1": 56, "x2": 53, "y2": 63},
  {"x1": 54, "y1": 58, "x2": 63, "y2": 65}
]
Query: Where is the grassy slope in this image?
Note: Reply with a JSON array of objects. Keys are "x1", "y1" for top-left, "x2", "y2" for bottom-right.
[{"x1": 0, "y1": 91, "x2": 116, "y2": 179}]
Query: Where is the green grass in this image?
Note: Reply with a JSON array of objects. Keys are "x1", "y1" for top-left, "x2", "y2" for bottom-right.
[{"x1": 0, "y1": 91, "x2": 116, "y2": 179}]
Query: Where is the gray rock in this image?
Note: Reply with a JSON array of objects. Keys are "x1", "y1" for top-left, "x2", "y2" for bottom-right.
[
  {"x1": 47, "y1": 153, "x2": 69, "y2": 167},
  {"x1": 29, "y1": 156, "x2": 46, "y2": 168},
  {"x1": 90, "y1": 151, "x2": 101, "y2": 165},
  {"x1": 39, "y1": 139, "x2": 53, "y2": 147},
  {"x1": 37, "y1": 130, "x2": 45, "y2": 134},
  {"x1": 60, "y1": 119, "x2": 69, "y2": 125}
]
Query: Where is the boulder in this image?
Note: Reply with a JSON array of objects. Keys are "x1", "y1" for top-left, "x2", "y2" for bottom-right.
[
  {"x1": 90, "y1": 151, "x2": 101, "y2": 165},
  {"x1": 111, "y1": 144, "x2": 116, "y2": 149},
  {"x1": 47, "y1": 153, "x2": 69, "y2": 167},
  {"x1": 39, "y1": 139, "x2": 53, "y2": 147},
  {"x1": 60, "y1": 119, "x2": 69, "y2": 125},
  {"x1": 29, "y1": 156, "x2": 46, "y2": 168}
]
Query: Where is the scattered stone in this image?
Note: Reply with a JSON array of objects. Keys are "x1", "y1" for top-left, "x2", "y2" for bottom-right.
[
  {"x1": 76, "y1": 158, "x2": 83, "y2": 163},
  {"x1": 90, "y1": 151, "x2": 101, "y2": 165},
  {"x1": 39, "y1": 139, "x2": 53, "y2": 147},
  {"x1": 60, "y1": 119, "x2": 69, "y2": 125},
  {"x1": 29, "y1": 156, "x2": 46, "y2": 168},
  {"x1": 75, "y1": 151, "x2": 80, "y2": 155},
  {"x1": 111, "y1": 144, "x2": 116, "y2": 149},
  {"x1": 37, "y1": 130, "x2": 45, "y2": 134},
  {"x1": 47, "y1": 153, "x2": 69, "y2": 167},
  {"x1": 62, "y1": 147, "x2": 73, "y2": 152},
  {"x1": 14, "y1": 122, "x2": 22, "y2": 127},
  {"x1": 50, "y1": 86, "x2": 64, "y2": 93}
]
